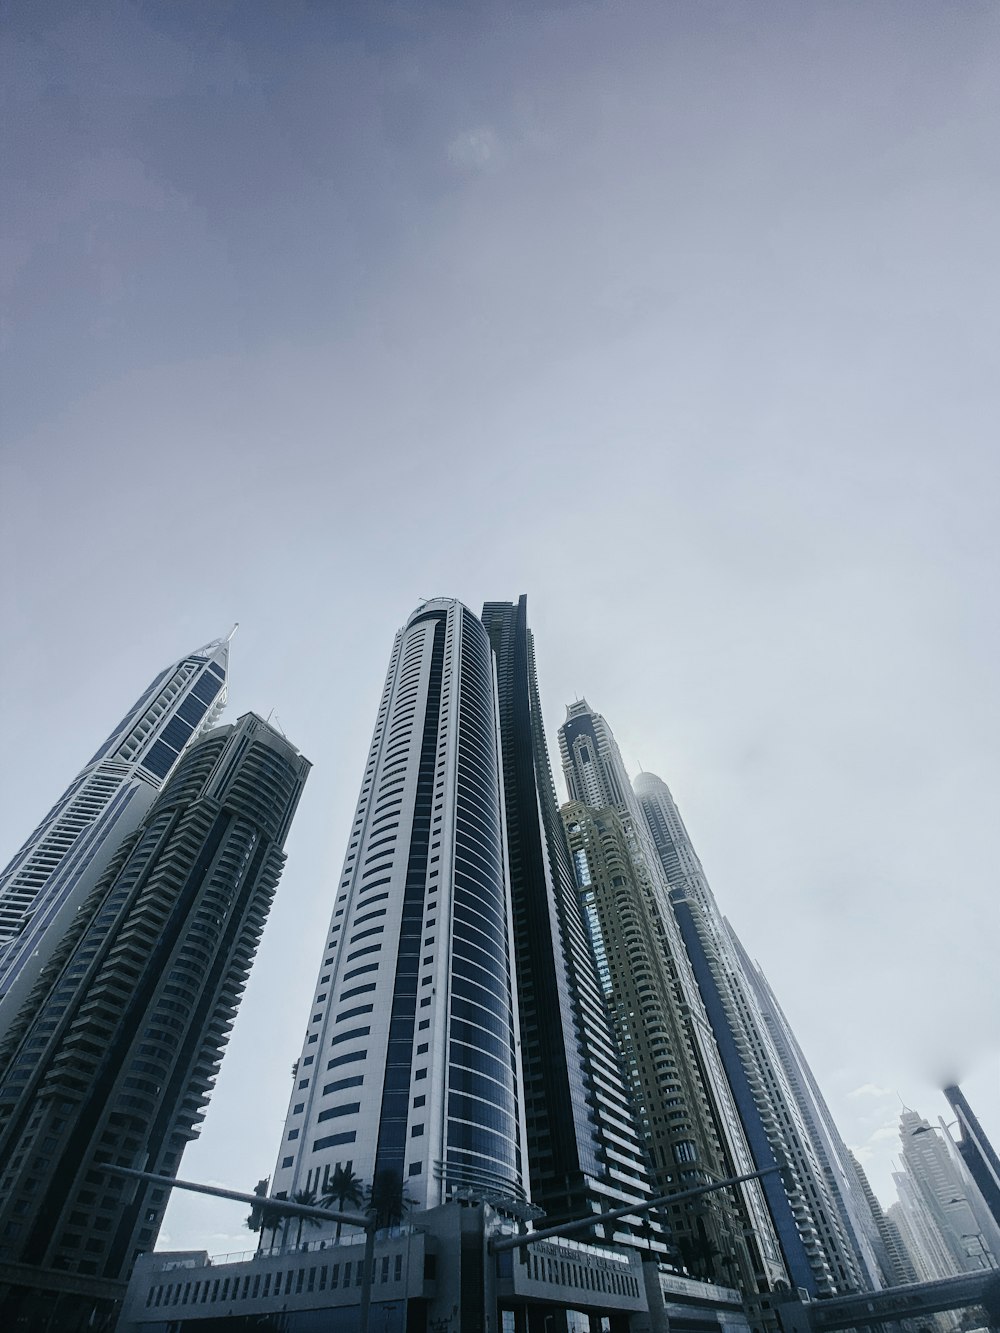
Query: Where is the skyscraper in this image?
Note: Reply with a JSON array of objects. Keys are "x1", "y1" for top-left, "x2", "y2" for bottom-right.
[
  {"x1": 846, "y1": 1149, "x2": 919, "y2": 1287},
  {"x1": 0, "y1": 712, "x2": 309, "y2": 1329},
  {"x1": 0, "y1": 632, "x2": 233, "y2": 1029},
  {"x1": 895, "y1": 1108, "x2": 991, "y2": 1276},
  {"x1": 269, "y1": 600, "x2": 527, "y2": 1220},
  {"x1": 481, "y1": 597, "x2": 663, "y2": 1251},
  {"x1": 559, "y1": 704, "x2": 788, "y2": 1310},
  {"x1": 944, "y1": 1084, "x2": 1000, "y2": 1236},
  {"x1": 636, "y1": 766, "x2": 876, "y2": 1296}
]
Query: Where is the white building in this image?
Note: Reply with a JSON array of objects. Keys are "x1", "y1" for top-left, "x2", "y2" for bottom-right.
[
  {"x1": 0, "y1": 631, "x2": 231, "y2": 1034},
  {"x1": 269, "y1": 600, "x2": 528, "y2": 1222}
]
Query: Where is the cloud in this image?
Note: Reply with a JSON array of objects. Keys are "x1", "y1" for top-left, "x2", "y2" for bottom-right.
[
  {"x1": 847, "y1": 1082, "x2": 894, "y2": 1100},
  {"x1": 447, "y1": 127, "x2": 501, "y2": 170}
]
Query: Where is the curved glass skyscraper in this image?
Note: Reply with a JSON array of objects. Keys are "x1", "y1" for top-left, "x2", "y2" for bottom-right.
[
  {"x1": 0, "y1": 633, "x2": 232, "y2": 1030},
  {"x1": 270, "y1": 600, "x2": 526, "y2": 1218}
]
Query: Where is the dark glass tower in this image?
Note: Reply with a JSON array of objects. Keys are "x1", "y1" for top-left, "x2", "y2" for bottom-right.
[
  {"x1": 0, "y1": 713, "x2": 309, "y2": 1330},
  {"x1": 481, "y1": 596, "x2": 664, "y2": 1252},
  {"x1": 636, "y1": 767, "x2": 876, "y2": 1296},
  {"x1": 944, "y1": 1084, "x2": 1000, "y2": 1231}
]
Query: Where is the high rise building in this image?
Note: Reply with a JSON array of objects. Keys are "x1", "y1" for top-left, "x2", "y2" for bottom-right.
[
  {"x1": 0, "y1": 632, "x2": 233, "y2": 1029},
  {"x1": 846, "y1": 1149, "x2": 919, "y2": 1287},
  {"x1": 889, "y1": 1170, "x2": 960, "y2": 1284},
  {"x1": 736, "y1": 943, "x2": 885, "y2": 1290},
  {"x1": 269, "y1": 600, "x2": 527, "y2": 1222},
  {"x1": 481, "y1": 597, "x2": 664, "y2": 1252},
  {"x1": 558, "y1": 704, "x2": 788, "y2": 1312},
  {"x1": 0, "y1": 712, "x2": 309, "y2": 1330},
  {"x1": 944, "y1": 1084, "x2": 1000, "y2": 1237},
  {"x1": 635, "y1": 766, "x2": 877, "y2": 1297},
  {"x1": 896, "y1": 1109, "x2": 992, "y2": 1276}
]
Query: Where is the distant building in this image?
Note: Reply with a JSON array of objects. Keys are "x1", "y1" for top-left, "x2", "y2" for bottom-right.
[
  {"x1": 0, "y1": 713, "x2": 309, "y2": 1331},
  {"x1": 846, "y1": 1149, "x2": 919, "y2": 1287},
  {"x1": 0, "y1": 632, "x2": 232, "y2": 1032},
  {"x1": 635, "y1": 766, "x2": 879, "y2": 1297},
  {"x1": 895, "y1": 1109, "x2": 988, "y2": 1276}
]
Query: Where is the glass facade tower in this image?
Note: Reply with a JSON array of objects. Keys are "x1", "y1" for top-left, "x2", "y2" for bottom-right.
[
  {"x1": 270, "y1": 600, "x2": 527, "y2": 1222},
  {"x1": 0, "y1": 633, "x2": 232, "y2": 1030},
  {"x1": 481, "y1": 597, "x2": 664, "y2": 1252},
  {"x1": 636, "y1": 767, "x2": 877, "y2": 1297}
]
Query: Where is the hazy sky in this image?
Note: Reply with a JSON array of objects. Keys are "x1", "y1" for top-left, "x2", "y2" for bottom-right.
[{"x1": 3, "y1": 0, "x2": 998, "y2": 1259}]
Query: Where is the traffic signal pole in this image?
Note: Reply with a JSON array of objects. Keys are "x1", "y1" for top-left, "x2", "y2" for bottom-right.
[{"x1": 491, "y1": 1164, "x2": 784, "y2": 1252}]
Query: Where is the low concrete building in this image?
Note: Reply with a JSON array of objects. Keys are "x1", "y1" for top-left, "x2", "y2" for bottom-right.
[{"x1": 117, "y1": 1202, "x2": 754, "y2": 1333}]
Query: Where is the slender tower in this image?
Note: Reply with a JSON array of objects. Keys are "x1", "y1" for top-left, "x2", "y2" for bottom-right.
[
  {"x1": 481, "y1": 597, "x2": 664, "y2": 1251},
  {"x1": 559, "y1": 703, "x2": 788, "y2": 1310},
  {"x1": 0, "y1": 632, "x2": 233, "y2": 1026},
  {"x1": 943, "y1": 1084, "x2": 1000, "y2": 1235},
  {"x1": 270, "y1": 600, "x2": 527, "y2": 1219},
  {"x1": 0, "y1": 713, "x2": 309, "y2": 1329},
  {"x1": 636, "y1": 766, "x2": 876, "y2": 1296}
]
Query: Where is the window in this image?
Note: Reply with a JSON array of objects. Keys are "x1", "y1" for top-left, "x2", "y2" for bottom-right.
[
  {"x1": 314, "y1": 1131, "x2": 357, "y2": 1151},
  {"x1": 317, "y1": 1102, "x2": 360, "y2": 1123}
]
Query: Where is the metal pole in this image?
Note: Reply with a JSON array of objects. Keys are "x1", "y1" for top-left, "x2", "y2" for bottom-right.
[
  {"x1": 491, "y1": 1164, "x2": 781, "y2": 1252},
  {"x1": 358, "y1": 1219, "x2": 377, "y2": 1333},
  {"x1": 101, "y1": 1165, "x2": 368, "y2": 1228},
  {"x1": 104, "y1": 1165, "x2": 380, "y2": 1330}
]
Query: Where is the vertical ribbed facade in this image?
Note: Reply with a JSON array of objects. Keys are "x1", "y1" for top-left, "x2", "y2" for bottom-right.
[
  {"x1": 738, "y1": 944, "x2": 886, "y2": 1288},
  {"x1": 270, "y1": 600, "x2": 526, "y2": 1221},
  {"x1": 847, "y1": 1150, "x2": 919, "y2": 1287},
  {"x1": 481, "y1": 597, "x2": 664, "y2": 1251},
  {"x1": 558, "y1": 703, "x2": 786, "y2": 1312},
  {"x1": 636, "y1": 766, "x2": 874, "y2": 1297},
  {"x1": 0, "y1": 713, "x2": 309, "y2": 1325},
  {"x1": 0, "y1": 634, "x2": 232, "y2": 1027}
]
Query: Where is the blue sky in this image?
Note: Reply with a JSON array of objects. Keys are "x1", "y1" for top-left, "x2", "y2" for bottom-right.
[{"x1": 3, "y1": 0, "x2": 998, "y2": 1256}]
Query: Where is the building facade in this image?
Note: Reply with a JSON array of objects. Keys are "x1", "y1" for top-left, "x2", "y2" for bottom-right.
[
  {"x1": 0, "y1": 632, "x2": 232, "y2": 1032},
  {"x1": 269, "y1": 599, "x2": 527, "y2": 1224},
  {"x1": 635, "y1": 767, "x2": 876, "y2": 1297},
  {"x1": 895, "y1": 1109, "x2": 994, "y2": 1277},
  {"x1": 944, "y1": 1084, "x2": 1000, "y2": 1240},
  {"x1": 557, "y1": 704, "x2": 788, "y2": 1316},
  {"x1": 481, "y1": 597, "x2": 664, "y2": 1252},
  {"x1": 0, "y1": 713, "x2": 309, "y2": 1329}
]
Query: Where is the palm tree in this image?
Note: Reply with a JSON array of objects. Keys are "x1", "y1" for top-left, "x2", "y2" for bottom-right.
[
  {"x1": 260, "y1": 1202, "x2": 285, "y2": 1255},
  {"x1": 290, "y1": 1188, "x2": 322, "y2": 1250},
  {"x1": 366, "y1": 1168, "x2": 414, "y2": 1232},
  {"x1": 677, "y1": 1233, "x2": 723, "y2": 1281},
  {"x1": 321, "y1": 1165, "x2": 365, "y2": 1242}
]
